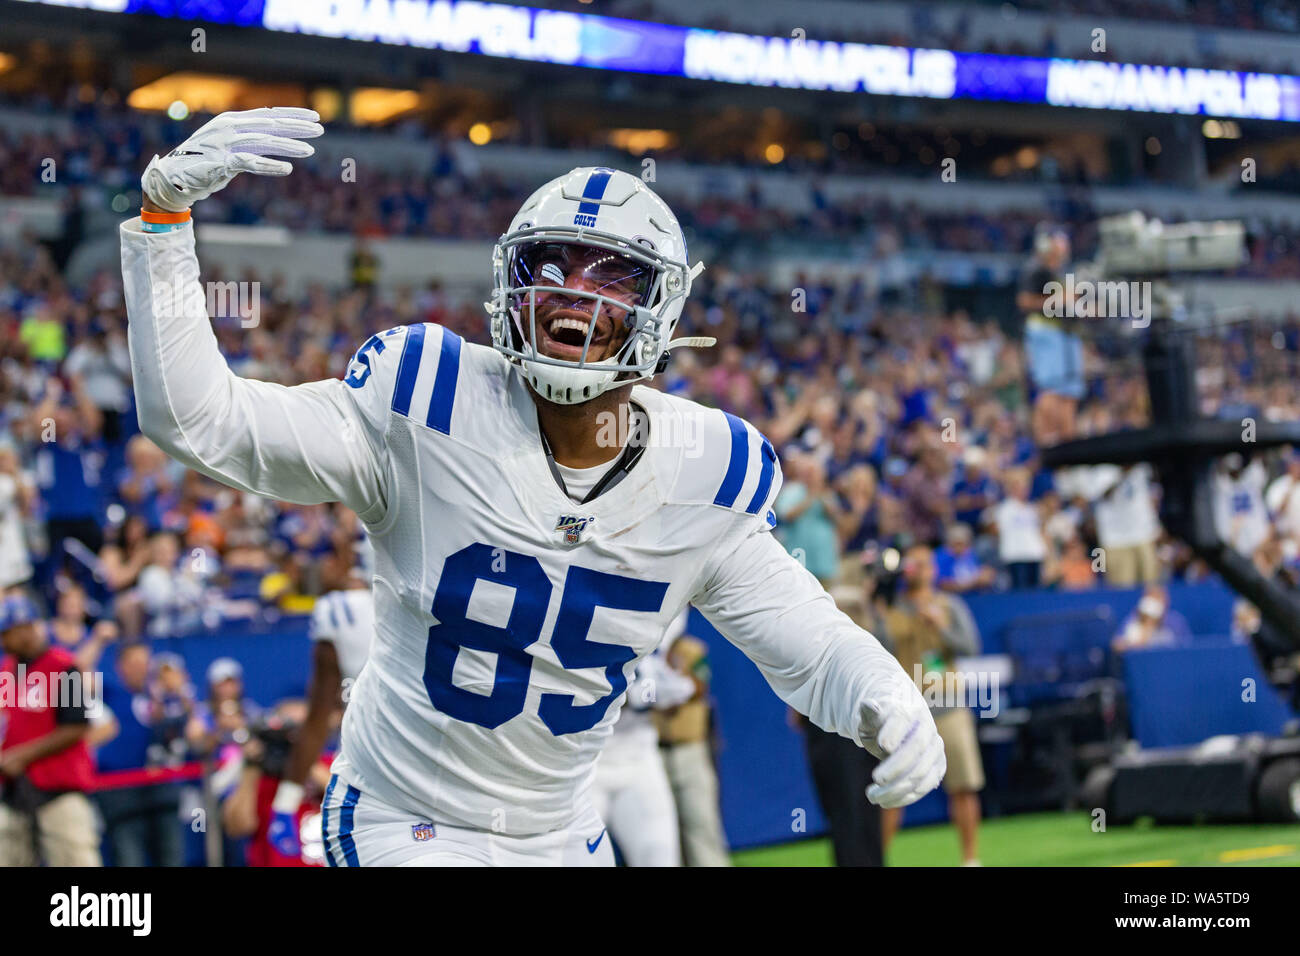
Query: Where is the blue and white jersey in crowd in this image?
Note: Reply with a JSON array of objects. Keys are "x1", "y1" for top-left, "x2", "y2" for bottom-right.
[{"x1": 310, "y1": 587, "x2": 376, "y2": 684}]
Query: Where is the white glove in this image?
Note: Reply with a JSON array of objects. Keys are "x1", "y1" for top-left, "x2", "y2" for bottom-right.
[
  {"x1": 858, "y1": 686, "x2": 946, "y2": 809},
  {"x1": 142, "y1": 107, "x2": 324, "y2": 212}
]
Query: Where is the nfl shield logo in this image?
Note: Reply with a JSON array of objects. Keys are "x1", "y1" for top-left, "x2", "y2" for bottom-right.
[
  {"x1": 555, "y1": 515, "x2": 594, "y2": 545},
  {"x1": 411, "y1": 823, "x2": 437, "y2": 842}
]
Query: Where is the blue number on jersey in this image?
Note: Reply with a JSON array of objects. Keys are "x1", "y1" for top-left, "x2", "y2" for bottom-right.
[
  {"x1": 423, "y1": 544, "x2": 669, "y2": 733},
  {"x1": 344, "y1": 334, "x2": 386, "y2": 389},
  {"x1": 540, "y1": 566, "x2": 669, "y2": 735}
]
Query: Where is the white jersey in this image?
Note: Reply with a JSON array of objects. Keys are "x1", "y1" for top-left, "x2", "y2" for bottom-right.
[
  {"x1": 606, "y1": 610, "x2": 695, "y2": 755},
  {"x1": 121, "y1": 220, "x2": 915, "y2": 836},
  {"x1": 1089, "y1": 463, "x2": 1160, "y2": 550},
  {"x1": 0, "y1": 473, "x2": 32, "y2": 589},
  {"x1": 1214, "y1": 460, "x2": 1270, "y2": 557},
  {"x1": 310, "y1": 587, "x2": 376, "y2": 683}
]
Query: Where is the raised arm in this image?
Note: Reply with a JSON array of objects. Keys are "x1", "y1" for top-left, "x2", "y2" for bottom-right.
[
  {"x1": 122, "y1": 108, "x2": 389, "y2": 523},
  {"x1": 693, "y1": 524, "x2": 946, "y2": 809}
]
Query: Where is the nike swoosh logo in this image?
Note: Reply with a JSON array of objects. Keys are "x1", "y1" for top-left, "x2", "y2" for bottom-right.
[{"x1": 586, "y1": 829, "x2": 606, "y2": 853}]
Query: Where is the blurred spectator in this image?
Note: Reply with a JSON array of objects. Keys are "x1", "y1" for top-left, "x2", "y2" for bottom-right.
[
  {"x1": 1264, "y1": 448, "x2": 1300, "y2": 556},
  {"x1": 19, "y1": 306, "x2": 66, "y2": 364},
  {"x1": 48, "y1": 583, "x2": 118, "y2": 674},
  {"x1": 799, "y1": 561, "x2": 889, "y2": 868},
  {"x1": 0, "y1": 445, "x2": 35, "y2": 591},
  {"x1": 219, "y1": 699, "x2": 330, "y2": 867},
  {"x1": 833, "y1": 464, "x2": 880, "y2": 570},
  {"x1": 190, "y1": 657, "x2": 260, "y2": 759},
  {"x1": 148, "y1": 654, "x2": 200, "y2": 764},
  {"x1": 29, "y1": 377, "x2": 106, "y2": 562},
  {"x1": 63, "y1": 322, "x2": 131, "y2": 444},
  {"x1": 116, "y1": 436, "x2": 179, "y2": 530},
  {"x1": 94, "y1": 642, "x2": 186, "y2": 866},
  {"x1": 98, "y1": 515, "x2": 152, "y2": 595},
  {"x1": 128, "y1": 532, "x2": 212, "y2": 638},
  {"x1": 1214, "y1": 454, "x2": 1271, "y2": 559},
  {"x1": 1018, "y1": 228, "x2": 1082, "y2": 446},
  {"x1": 1088, "y1": 463, "x2": 1162, "y2": 588},
  {"x1": 774, "y1": 452, "x2": 841, "y2": 586},
  {"x1": 1112, "y1": 585, "x2": 1194, "y2": 653},
  {"x1": 1050, "y1": 534, "x2": 1099, "y2": 591},
  {"x1": 0, "y1": 595, "x2": 100, "y2": 866},
  {"x1": 349, "y1": 239, "x2": 379, "y2": 294},
  {"x1": 656, "y1": 626, "x2": 732, "y2": 868},
  {"x1": 951, "y1": 446, "x2": 997, "y2": 531},
  {"x1": 898, "y1": 436, "x2": 954, "y2": 546},
  {"x1": 882, "y1": 545, "x2": 984, "y2": 866},
  {"x1": 935, "y1": 523, "x2": 996, "y2": 594},
  {"x1": 988, "y1": 467, "x2": 1047, "y2": 589}
]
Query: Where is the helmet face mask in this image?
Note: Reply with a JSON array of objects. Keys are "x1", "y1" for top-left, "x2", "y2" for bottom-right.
[
  {"x1": 509, "y1": 240, "x2": 653, "y2": 370},
  {"x1": 488, "y1": 169, "x2": 698, "y2": 405}
]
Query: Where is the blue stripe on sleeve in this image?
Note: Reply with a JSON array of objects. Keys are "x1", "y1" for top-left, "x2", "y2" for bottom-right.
[
  {"x1": 426, "y1": 330, "x2": 462, "y2": 435},
  {"x1": 391, "y1": 323, "x2": 427, "y2": 416},
  {"x1": 745, "y1": 438, "x2": 777, "y2": 515},
  {"x1": 713, "y1": 412, "x2": 750, "y2": 508}
]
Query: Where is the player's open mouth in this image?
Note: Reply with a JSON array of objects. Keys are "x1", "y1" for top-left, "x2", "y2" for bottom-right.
[{"x1": 535, "y1": 308, "x2": 615, "y2": 361}]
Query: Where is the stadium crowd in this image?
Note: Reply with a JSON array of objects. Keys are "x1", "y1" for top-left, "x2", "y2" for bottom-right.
[
  {"x1": 4, "y1": 90, "x2": 1300, "y2": 281},
  {"x1": 5, "y1": 203, "x2": 1300, "y2": 856},
  {"x1": 5, "y1": 100, "x2": 1300, "y2": 864},
  {"x1": 7, "y1": 218, "x2": 1300, "y2": 625}
]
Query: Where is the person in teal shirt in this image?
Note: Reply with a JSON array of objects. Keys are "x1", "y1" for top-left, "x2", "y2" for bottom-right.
[{"x1": 774, "y1": 451, "x2": 841, "y2": 585}]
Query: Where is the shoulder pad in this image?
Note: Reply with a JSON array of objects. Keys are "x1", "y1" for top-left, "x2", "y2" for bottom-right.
[
  {"x1": 345, "y1": 323, "x2": 464, "y2": 435},
  {"x1": 672, "y1": 405, "x2": 780, "y2": 524}
]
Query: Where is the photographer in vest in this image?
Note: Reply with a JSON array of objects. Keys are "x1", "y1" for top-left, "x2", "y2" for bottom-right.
[{"x1": 0, "y1": 594, "x2": 101, "y2": 866}]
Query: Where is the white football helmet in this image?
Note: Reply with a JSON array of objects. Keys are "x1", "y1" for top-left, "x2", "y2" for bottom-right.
[{"x1": 488, "y1": 167, "x2": 709, "y2": 404}]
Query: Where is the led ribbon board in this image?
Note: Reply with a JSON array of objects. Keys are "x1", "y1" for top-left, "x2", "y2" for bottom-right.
[{"x1": 19, "y1": 0, "x2": 1300, "y2": 120}]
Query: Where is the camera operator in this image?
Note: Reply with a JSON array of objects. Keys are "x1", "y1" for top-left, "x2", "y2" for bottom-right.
[
  {"x1": 882, "y1": 545, "x2": 984, "y2": 866},
  {"x1": 1018, "y1": 226, "x2": 1084, "y2": 447},
  {"x1": 219, "y1": 699, "x2": 333, "y2": 867}
]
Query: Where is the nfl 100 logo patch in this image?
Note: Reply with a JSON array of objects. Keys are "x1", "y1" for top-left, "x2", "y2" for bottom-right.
[
  {"x1": 555, "y1": 515, "x2": 594, "y2": 545},
  {"x1": 410, "y1": 823, "x2": 437, "y2": 842}
]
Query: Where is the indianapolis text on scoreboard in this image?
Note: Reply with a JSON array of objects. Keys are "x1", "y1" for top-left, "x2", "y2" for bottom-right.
[{"x1": 19, "y1": 0, "x2": 1300, "y2": 121}]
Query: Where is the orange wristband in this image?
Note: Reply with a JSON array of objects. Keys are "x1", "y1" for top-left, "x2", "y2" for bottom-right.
[{"x1": 140, "y1": 207, "x2": 191, "y2": 224}]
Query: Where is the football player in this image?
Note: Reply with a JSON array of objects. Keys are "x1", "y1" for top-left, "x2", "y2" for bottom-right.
[
  {"x1": 266, "y1": 535, "x2": 376, "y2": 860},
  {"x1": 122, "y1": 108, "x2": 944, "y2": 866},
  {"x1": 591, "y1": 610, "x2": 695, "y2": 866}
]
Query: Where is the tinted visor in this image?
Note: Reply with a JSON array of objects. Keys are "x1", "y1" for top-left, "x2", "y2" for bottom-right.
[{"x1": 511, "y1": 242, "x2": 655, "y2": 309}]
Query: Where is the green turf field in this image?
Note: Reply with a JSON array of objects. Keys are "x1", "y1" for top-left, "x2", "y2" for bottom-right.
[{"x1": 732, "y1": 812, "x2": 1300, "y2": 867}]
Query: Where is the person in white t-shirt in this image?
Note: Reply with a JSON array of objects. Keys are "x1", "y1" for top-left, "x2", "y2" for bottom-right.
[
  {"x1": 1213, "y1": 454, "x2": 1270, "y2": 560},
  {"x1": 0, "y1": 446, "x2": 35, "y2": 592},
  {"x1": 1088, "y1": 463, "x2": 1162, "y2": 588},
  {"x1": 1264, "y1": 449, "x2": 1300, "y2": 557},
  {"x1": 987, "y1": 468, "x2": 1046, "y2": 590}
]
